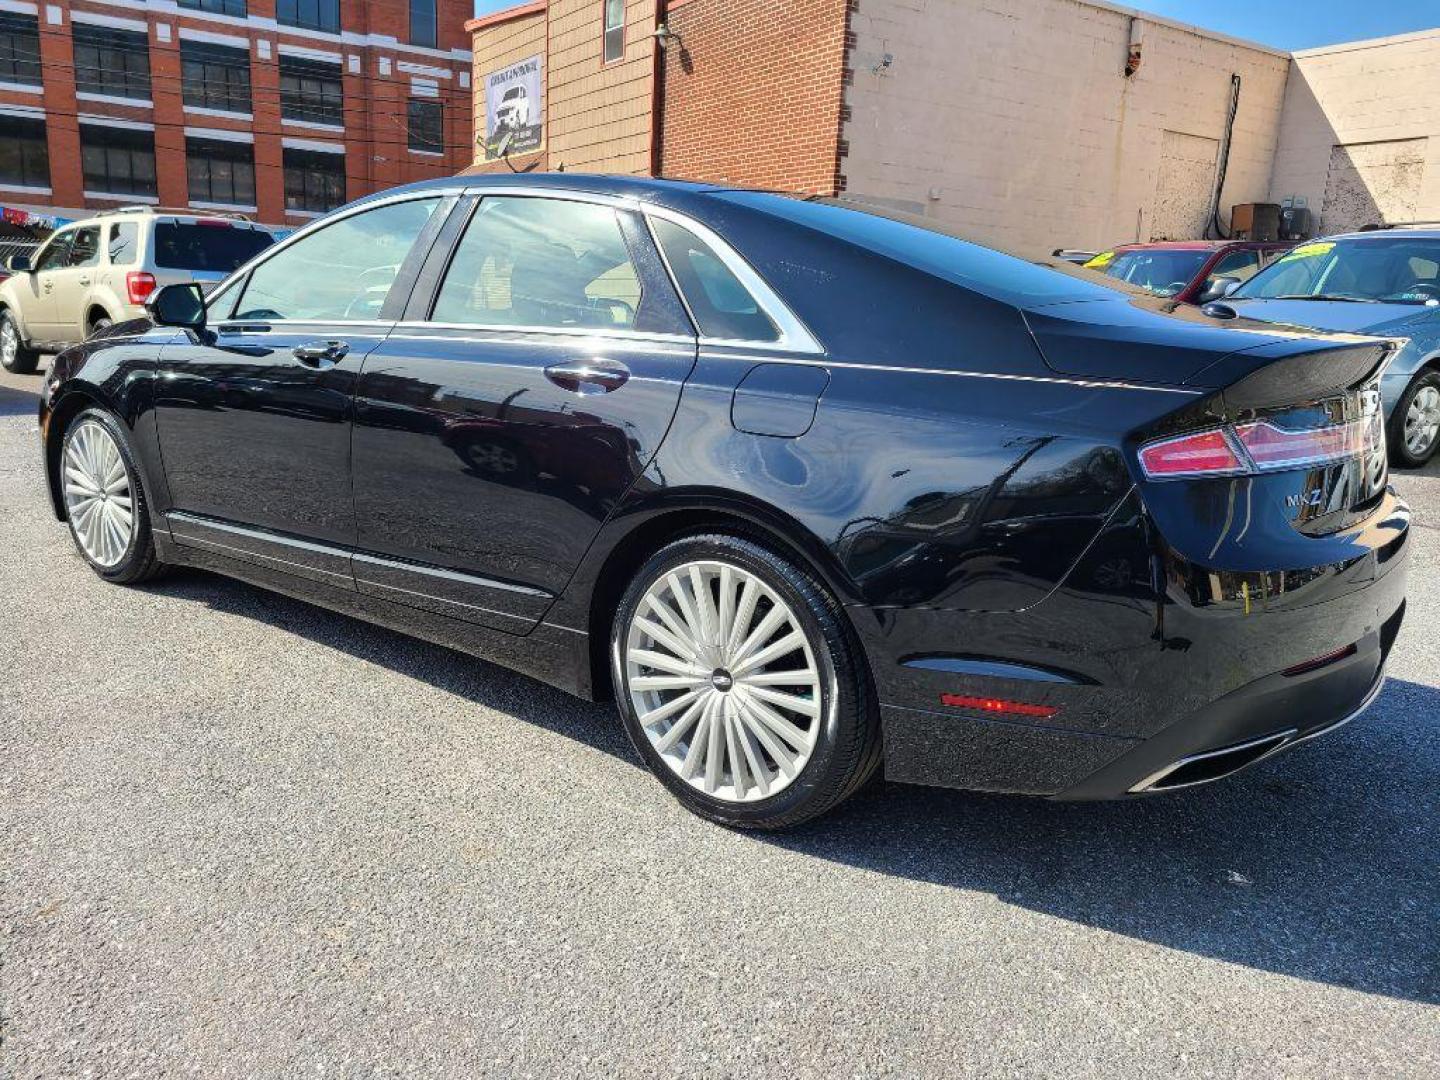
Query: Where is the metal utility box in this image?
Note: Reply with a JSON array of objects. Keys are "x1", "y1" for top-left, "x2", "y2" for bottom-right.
[
  {"x1": 1230, "y1": 203, "x2": 1281, "y2": 241},
  {"x1": 1279, "y1": 205, "x2": 1313, "y2": 241}
]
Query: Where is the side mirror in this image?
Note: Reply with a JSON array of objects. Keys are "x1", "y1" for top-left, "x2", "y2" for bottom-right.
[
  {"x1": 6, "y1": 254, "x2": 31, "y2": 273},
  {"x1": 1197, "y1": 275, "x2": 1241, "y2": 305},
  {"x1": 147, "y1": 282, "x2": 207, "y2": 330}
]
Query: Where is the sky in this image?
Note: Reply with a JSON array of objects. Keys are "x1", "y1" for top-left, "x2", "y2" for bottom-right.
[{"x1": 472, "y1": 0, "x2": 1436, "y2": 51}]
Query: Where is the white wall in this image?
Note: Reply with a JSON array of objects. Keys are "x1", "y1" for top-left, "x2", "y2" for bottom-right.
[{"x1": 842, "y1": 0, "x2": 1291, "y2": 254}]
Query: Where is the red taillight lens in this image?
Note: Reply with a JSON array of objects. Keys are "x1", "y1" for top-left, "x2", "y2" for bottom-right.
[
  {"x1": 1233, "y1": 418, "x2": 1369, "y2": 471},
  {"x1": 126, "y1": 271, "x2": 157, "y2": 306},
  {"x1": 1137, "y1": 428, "x2": 1246, "y2": 478},
  {"x1": 939, "y1": 693, "x2": 1060, "y2": 719}
]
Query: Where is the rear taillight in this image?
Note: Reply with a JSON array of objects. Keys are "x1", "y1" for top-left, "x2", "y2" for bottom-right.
[
  {"x1": 1139, "y1": 413, "x2": 1382, "y2": 480},
  {"x1": 126, "y1": 271, "x2": 157, "y2": 306}
]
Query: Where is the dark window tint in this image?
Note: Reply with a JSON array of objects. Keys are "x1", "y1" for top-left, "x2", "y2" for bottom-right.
[
  {"x1": 279, "y1": 56, "x2": 343, "y2": 126},
  {"x1": 80, "y1": 125, "x2": 157, "y2": 197},
  {"x1": 276, "y1": 0, "x2": 340, "y2": 34},
  {"x1": 650, "y1": 217, "x2": 778, "y2": 341},
  {"x1": 282, "y1": 148, "x2": 345, "y2": 213},
  {"x1": 108, "y1": 222, "x2": 138, "y2": 265},
  {"x1": 153, "y1": 223, "x2": 272, "y2": 272},
  {"x1": 410, "y1": 0, "x2": 436, "y2": 48},
  {"x1": 186, "y1": 138, "x2": 257, "y2": 207},
  {"x1": 68, "y1": 226, "x2": 101, "y2": 268},
  {"x1": 407, "y1": 99, "x2": 443, "y2": 153},
  {"x1": 181, "y1": 40, "x2": 251, "y2": 114},
  {"x1": 179, "y1": 0, "x2": 247, "y2": 14},
  {"x1": 0, "y1": 115, "x2": 48, "y2": 188},
  {"x1": 603, "y1": 0, "x2": 625, "y2": 62},
  {"x1": 35, "y1": 232, "x2": 73, "y2": 272},
  {"x1": 0, "y1": 13, "x2": 41, "y2": 86},
  {"x1": 432, "y1": 197, "x2": 641, "y2": 329},
  {"x1": 73, "y1": 24, "x2": 151, "y2": 100},
  {"x1": 236, "y1": 198, "x2": 440, "y2": 321}
]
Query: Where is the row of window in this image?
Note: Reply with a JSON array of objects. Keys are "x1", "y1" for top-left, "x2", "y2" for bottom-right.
[{"x1": 178, "y1": 0, "x2": 439, "y2": 48}]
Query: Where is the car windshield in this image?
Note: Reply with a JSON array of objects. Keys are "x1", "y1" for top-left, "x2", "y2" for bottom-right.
[
  {"x1": 1091, "y1": 249, "x2": 1212, "y2": 297},
  {"x1": 153, "y1": 223, "x2": 274, "y2": 272},
  {"x1": 1233, "y1": 236, "x2": 1440, "y2": 303}
]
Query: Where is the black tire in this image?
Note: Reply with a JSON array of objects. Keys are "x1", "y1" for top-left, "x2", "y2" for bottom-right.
[
  {"x1": 87, "y1": 315, "x2": 113, "y2": 339},
  {"x1": 611, "y1": 533, "x2": 882, "y2": 830},
  {"x1": 0, "y1": 309, "x2": 39, "y2": 374},
  {"x1": 1389, "y1": 370, "x2": 1440, "y2": 468},
  {"x1": 59, "y1": 407, "x2": 167, "y2": 585}
]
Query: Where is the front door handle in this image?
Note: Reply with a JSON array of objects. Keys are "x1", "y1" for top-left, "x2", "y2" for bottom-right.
[
  {"x1": 544, "y1": 358, "x2": 630, "y2": 395},
  {"x1": 293, "y1": 340, "x2": 350, "y2": 367}
]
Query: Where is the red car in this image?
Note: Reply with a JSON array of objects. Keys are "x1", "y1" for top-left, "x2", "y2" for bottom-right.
[{"x1": 1084, "y1": 240, "x2": 1294, "y2": 304}]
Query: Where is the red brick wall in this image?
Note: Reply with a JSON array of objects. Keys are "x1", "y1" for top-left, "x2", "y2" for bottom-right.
[{"x1": 657, "y1": 0, "x2": 852, "y2": 195}]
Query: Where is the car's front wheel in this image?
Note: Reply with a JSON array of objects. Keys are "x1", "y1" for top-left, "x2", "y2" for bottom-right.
[
  {"x1": 0, "y1": 309, "x2": 39, "y2": 374},
  {"x1": 612, "y1": 533, "x2": 881, "y2": 829},
  {"x1": 60, "y1": 408, "x2": 166, "y2": 584},
  {"x1": 1391, "y1": 370, "x2": 1440, "y2": 467}
]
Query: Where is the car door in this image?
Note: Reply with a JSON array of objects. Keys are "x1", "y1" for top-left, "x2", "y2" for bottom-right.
[
  {"x1": 49, "y1": 224, "x2": 102, "y2": 342},
  {"x1": 154, "y1": 192, "x2": 455, "y2": 586},
  {"x1": 16, "y1": 228, "x2": 73, "y2": 341},
  {"x1": 349, "y1": 192, "x2": 697, "y2": 632}
]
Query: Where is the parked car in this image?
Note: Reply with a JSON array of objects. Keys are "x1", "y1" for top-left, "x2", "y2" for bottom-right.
[
  {"x1": 38, "y1": 176, "x2": 1408, "y2": 829},
  {"x1": 0, "y1": 207, "x2": 275, "y2": 374},
  {"x1": 1051, "y1": 248, "x2": 1099, "y2": 265},
  {"x1": 1084, "y1": 240, "x2": 1293, "y2": 304},
  {"x1": 1206, "y1": 229, "x2": 1440, "y2": 467}
]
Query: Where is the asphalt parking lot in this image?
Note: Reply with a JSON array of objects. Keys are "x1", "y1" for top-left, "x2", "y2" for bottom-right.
[{"x1": 1, "y1": 365, "x2": 1436, "y2": 1077}]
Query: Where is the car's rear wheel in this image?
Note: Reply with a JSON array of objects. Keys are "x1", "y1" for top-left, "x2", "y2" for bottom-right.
[
  {"x1": 60, "y1": 408, "x2": 166, "y2": 584},
  {"x1": 0, "y1": 310, "x2": 39, "y2": 374},
  {"x1": 1391, "y1": 370, "x2": 1440, "y2": 467},
  {"x1": 87, "y1": 315, "x2": 113, "y2": 339},
  {"x1": 612, "y1": 533, "x2": 881, "y2": 829}
]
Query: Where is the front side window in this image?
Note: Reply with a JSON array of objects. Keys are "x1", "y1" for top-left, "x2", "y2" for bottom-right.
[
  {"x1": 0, "y1": 115, "x2": 49, "y2": 188},
  {"x1": 181, "y1": 41, "x2": 252, "y2": 114},
  {"x1": 279, "y1": 56, "x2": 343, "y2": 126},
  {"x1": 276, "y1": 0, "x2": 340, "y2": 35},
  {"x1": 73, "y1": 25, "x2": 151, "y2": 100},
  {"x1": 187, "y1": 137, "x2": 257, "y2": 207},
  {"x1": 407, "y1": 99, "x2": 442, "y2": 153},
  {"x1": 1204, "y1": 249, "x2": 1261, "y2": 292},
  {"x1": 235, "y1": 198, "x2": 441, "y2": 321},
  {"x1": 179, "y1": 0, "x2": 247, "y2": 14},
  {"x1": 410, "y1": 0, "x2": 437, "y2": 48},
  {"x1": 282, "y1": 148, "x2": 345, "y2": 213},
  {"x1": 603, "y1": 0, "x2": 625, "y2": 63},
  {"x1": 35, "y1": 231, "x2": 73, "y2": 273},
  {"x1": 432, "y1": 197, "x2": 641, "y2": 330},
  {"x1": 650, "y1": 217, "x2": 778, "y2": 341},
  {"x1": 80, "y1": 125, "x2": 157, "y2": 197},
  {"x1": 1234, "y1": 237, "x2": 1440, "y2": 304},
  {"x1": 0, "y1": 13, "x2": 41, "y2": 86},
  {"x1": 108, "y1": 222, "x2": 138, "y2": 265},
  {"x1": 68, "y1": 227, "x2": 102, "y2": 269}
]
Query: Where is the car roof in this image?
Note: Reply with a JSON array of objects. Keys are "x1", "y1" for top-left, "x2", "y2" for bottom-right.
[
  {"x1": 1317, "y1": 227, "x2": 1440, "y2": 241},
  {"x1": 1106, "y1": 240, "x2": 1289, "y2": 252}
]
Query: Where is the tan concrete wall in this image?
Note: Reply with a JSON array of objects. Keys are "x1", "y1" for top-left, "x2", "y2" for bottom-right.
[
  {"x1": 470, "y1": 6, "x2": 550, "y2": 171},
  {"x1": 842, "y1": 0, "x2": 1290, "y2": 254},
  {"x1": 1270, "y1": 30, "x2": 1440, "y2": 233}
]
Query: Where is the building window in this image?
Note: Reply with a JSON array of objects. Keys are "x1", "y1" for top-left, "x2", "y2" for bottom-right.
[
  {"x1": 279, "y1": 56, "x2": 344, "y2": 127},
  {"x1": 276, "y1": 0, "x2": 340, "y2": 35},
  {"x1": 0, "y1": 13, "x2": 40, "y2": 87},
  {"x1": 283, "y1": 148, "x2": 345, "y2": 213},
  {"x1": 73, "y1": 24, "x2": 151, "y2": 100},
  {"x1": 178, "y1": 0, "x2": 248, "y2": 14},
  {"x1": 181, "y1": 41, "x2": 251, "y2": 114},
  {"x1": 0, "y1": 115, "x2": 49, "y2": 189},
  {"x1": 187, "y1": 137, "x2": 256, "y2": 207},
  {"x1": 410, "y1": 0, "x2": 437, "y2": 48},
  {"x1": 602, "y1": 0, "x2": 625, "y2": 63},
  {"x1": 80, "y1": 125, "x2": 157, "y2": 197},
  {"x1": 407, "y1": 99, "x2": 443, "y2": 154}
]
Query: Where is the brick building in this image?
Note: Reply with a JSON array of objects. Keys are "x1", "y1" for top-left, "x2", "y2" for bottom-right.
[
  {"x1": 0, "y1": 0, "x2": 474, "y2": 227},
  {"x1": 466, "y1": 0, "x2": 1440, "y2": 254}
]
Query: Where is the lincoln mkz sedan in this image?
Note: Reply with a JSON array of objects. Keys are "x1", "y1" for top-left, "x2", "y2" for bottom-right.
[{"x1": 39, "y1": 175, "x2": 1410, "y2": 828}]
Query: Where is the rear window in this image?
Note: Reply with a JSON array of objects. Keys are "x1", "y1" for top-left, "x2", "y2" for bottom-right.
[{"x1": 152, "y1": 223, "x2": 273, "y2": 272}]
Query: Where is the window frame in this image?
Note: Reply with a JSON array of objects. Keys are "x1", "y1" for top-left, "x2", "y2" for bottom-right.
[
  {"x1": 281, "y1": 147, "x2": 346, "y2": 213},
  {"x1": 79, "y1": 124, "x2": 158, "y2": 198},
  {"x1": 180, "y1": 39, "x2": 252, "y2": 115},
  {"x1": 275, "y1": 0, "x2": 340, "y2": 35},
  {"x1": 72, "y1": 23, "x2": 152, "y2": 101},
  {"x1": 407, "y1": 98, "x2": 444, "y2": 154},
  {"x1": 0, "y1": 12, "x2": 41, "y2": 87},
  {"x1": 0, "y1": 113, "x2": 49, "y2": 189},
  {"x1": 186, "y1": 136, "x2": 258, "y2": 208},
  {"x1": 179, "y1": 0, "x2": 248, "y2": 15},
  {"x1": 409, "y1": 0, "x2": 437, "y2": 49},
  {"x1": 278, "y1": 55, "x2": 344, "y2": 127},
  {"x1": 602, "y1": 0, "x2": 626, "y2": 64}
]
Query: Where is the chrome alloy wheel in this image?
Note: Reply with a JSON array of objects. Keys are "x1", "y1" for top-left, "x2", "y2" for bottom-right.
[
  {"x1": 1404, "y1": 385, "x2": 1440, "y2": 457},
  {"x1": 0, "y1": 318, "x2": 17, "y2": 367},
  {"x1": 624, "y1": 559, "x2": 825, "y2": 803},
  {"x1": 62, "y1": 419, "x2": 134, "y2": 568}
]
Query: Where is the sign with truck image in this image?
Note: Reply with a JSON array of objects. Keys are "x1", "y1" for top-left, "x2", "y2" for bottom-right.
[{"x1": 483, "y1": 54, "x2": 543, "y2": 161}]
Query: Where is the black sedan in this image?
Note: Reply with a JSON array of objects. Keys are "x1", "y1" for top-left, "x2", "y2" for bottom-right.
[{"x1": 38, "y1": 175, "x2": 1409, "y2": 828}]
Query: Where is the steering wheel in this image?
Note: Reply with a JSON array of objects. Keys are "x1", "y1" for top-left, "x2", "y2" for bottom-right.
[{"x1": 1404, "y1": 281, "x2": 1440, "y2": 300}]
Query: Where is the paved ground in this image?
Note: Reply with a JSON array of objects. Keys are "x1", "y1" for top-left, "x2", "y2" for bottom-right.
[{"x1": 0, "y1": 365, "x2": 1436, "y2": 1078}]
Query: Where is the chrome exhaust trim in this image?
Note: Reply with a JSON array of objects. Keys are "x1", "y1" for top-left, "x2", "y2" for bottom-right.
[{"x1": 1129, "y1": 730, "x2": 1297, "y2": 794}]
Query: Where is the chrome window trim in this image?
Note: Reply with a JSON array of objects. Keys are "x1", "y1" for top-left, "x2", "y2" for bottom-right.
[
  {"x1": 212, "y1": 318, "x2": 396, "y2": 331},
  {"x1": 387, "y1": 321, "x2": 697, "y2": 350},
  {"x1": 642, "y1": 205, "x2": 825, "y2": 355}
]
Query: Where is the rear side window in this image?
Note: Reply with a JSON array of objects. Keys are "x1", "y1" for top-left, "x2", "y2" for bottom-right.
[
  {"x1": 152, "y1": 223, "x2": 273, "y2": 272},
  {"x1": 68, "y1": 226, "x2": 101, "y2": 268},
  {"x1": 108, "y1": 222, "x2": 138, "y2": 265},
  {"x1": 650, "y1": 217, "x2": 778, "y2": 342}
]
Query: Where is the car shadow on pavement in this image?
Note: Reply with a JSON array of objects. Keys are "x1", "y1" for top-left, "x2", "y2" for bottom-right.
[
  {"x1": 0, "y1": 379, "x2": 37, "y2": 417},
  {"x1": 147, "y1": 568, "x2": 1437, "y2": 1006}
]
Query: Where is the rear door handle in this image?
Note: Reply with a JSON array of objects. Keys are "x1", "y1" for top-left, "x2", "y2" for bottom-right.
[
  {"x1": 544, "y1": 358, "x2": 630, "y2": 395},
  {"x1": 293, "y1": 340, "x2": 350, "y2": 367}
]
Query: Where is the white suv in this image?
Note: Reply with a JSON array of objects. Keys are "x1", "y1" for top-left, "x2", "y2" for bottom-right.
[{"x1": 0, "y1": 207, "x2": 276, "y2": 373}]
